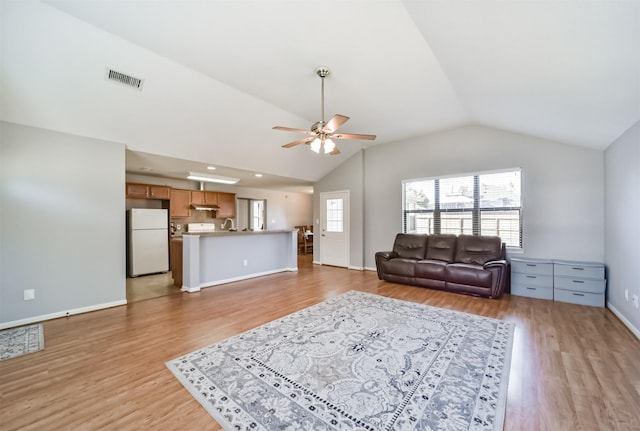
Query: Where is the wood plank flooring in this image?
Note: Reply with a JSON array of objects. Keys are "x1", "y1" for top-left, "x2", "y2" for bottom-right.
[{"x1": 1, "y1": 254, "x2": 639, "y2": 430}]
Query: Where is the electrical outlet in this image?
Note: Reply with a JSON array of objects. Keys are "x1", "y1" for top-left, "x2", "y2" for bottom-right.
[
  {"x1": 625, "y1": 289, "x2": 629, "y2": 301},
  {"x1": 243, "y1": 259, "x2": 248, "y2": 267},
  {"x1": 632, "y1": 295, "x2": 639, "y2": 309},
  {"x1": 24, "y1": 289, "x2": 35, "y2": 301}
]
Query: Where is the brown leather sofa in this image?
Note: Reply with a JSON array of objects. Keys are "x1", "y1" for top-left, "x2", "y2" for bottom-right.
[{"x1": 375, "y1": 233, "x2": 509, "y2": 299}]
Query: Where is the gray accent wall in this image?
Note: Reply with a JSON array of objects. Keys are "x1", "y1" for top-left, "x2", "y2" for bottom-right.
[
  {"x1": 363, "y1": 125, "x2": 604, "y2": 268},
  {"x1": 605, "y1": 121, "x2": 640, "y2": 334},
  {"x1": 0, "y1": 122, "x2": 126, "y2": 325}
]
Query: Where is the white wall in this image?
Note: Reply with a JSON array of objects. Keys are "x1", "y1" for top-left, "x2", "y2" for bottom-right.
[
  {"x1": 316, "y1": 125, "x2": 604, "y2": 270},
  {"x1": 0, "y1": 123, "x2": 126, "y2": 327},
  {"x1": 605, "y1": 121, "x2": 640, "y2": 335}
]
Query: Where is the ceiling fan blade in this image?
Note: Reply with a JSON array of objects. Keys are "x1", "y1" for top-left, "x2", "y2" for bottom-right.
[
  {"x1": 323, "y1": 114, "x2": 350, "y2": 133},
  {"x1": 332, "y1": 132, "x2": 377, "y2": 141},
  {"x1": 273, "y1": 126, "x2": 315, "y2": 135},
  {"x1": 328, "y1": 146, "x2": 341, "y2": 155},
  {"x1": 282, "y1": 137, "x2": 314, "y2": 148}
]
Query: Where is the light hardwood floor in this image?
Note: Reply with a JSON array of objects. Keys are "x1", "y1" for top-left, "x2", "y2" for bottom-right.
[{"x1": 1, "y1": 255, "x2": 639, "y2": 430}]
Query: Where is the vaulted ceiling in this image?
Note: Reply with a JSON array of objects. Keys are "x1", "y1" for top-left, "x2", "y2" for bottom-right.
[{"x1": 2, "y1": 1, "x2": 639, "y2": 191}]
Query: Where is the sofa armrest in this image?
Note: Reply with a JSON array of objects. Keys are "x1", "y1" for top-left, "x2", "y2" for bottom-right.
[
  {"x1": 483, "y1": 259, "x2": 508, "y2": 298},
  {"x1": 376, "y1": 251, "x2": 397, "y2": 260},
  {"x1": 375, "y1": 251, "x2": 398, "y2": 280}
]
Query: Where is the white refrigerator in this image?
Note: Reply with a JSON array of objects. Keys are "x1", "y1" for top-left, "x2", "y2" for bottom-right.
[{"x1": 127, "y1": 208, "x2": 169, "y2": 277}]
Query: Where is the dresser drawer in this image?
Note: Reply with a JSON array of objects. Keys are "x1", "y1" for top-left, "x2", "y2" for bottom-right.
[
  {"x1": 554, "y1": 277, "x2": 606, "y2": 294},
  {"x1": 512, "y1": 284, "x2": 554, "y2": 300},
  {"x1": 511, "y1": 259, "x2": 553, "y2": 276},
  {"x1": 553, "y1": 261, "x2": 604, "y2": 279},
  {"x1": 554, "y1": 289, "x2": 605, "y2": 307},
  {"x1": 512, "y1": 273, "x2": 553, "y2": 288}
]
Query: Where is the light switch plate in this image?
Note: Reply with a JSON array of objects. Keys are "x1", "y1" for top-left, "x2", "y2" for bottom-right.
[{"x1": 24, "y1": 289, "x2": 35, "y2": 300}]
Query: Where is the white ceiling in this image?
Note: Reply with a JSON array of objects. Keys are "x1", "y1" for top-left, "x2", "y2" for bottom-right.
[{"x1": 2, "y1": 1, "x2": 639, "y2": 191}]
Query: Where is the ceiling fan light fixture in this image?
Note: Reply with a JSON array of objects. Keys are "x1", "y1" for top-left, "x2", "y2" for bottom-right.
[
  {"x1": 323, "y1": 139, "x2": 336, "y2": 154},
  {"x1": 273, "y1": 66, "x2": 376, "y2": 156},
  {"x1": 310, "y1": 138, "x2": 322, "y2": 153}
]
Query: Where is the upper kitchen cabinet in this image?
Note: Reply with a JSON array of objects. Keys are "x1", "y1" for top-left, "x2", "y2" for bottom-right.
[
  {"x1": 191, "y1": 191, "x2": 218, "y2": 205},
  {"x1": 126, "y1": 183, "x2": 170, "y2": 200},
  {"x1": 170, "y1": 189, "x2": 191, "y2": 217},
  {"x1": 217, "y1": 192, "x2": 236, "y2": 218}
]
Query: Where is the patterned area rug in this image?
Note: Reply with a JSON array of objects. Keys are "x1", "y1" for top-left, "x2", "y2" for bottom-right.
[
  {"x1": 167, "y1": 291, "x2": 514, "y2": 430},
  {"x1": 0, "y1": 324, "x2": 44, "y2": 361}
]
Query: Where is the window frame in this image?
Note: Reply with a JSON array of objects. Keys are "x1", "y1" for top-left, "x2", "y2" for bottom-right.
[{"x1": 402, "y1": 168, "x2": 522, "y2": 249}]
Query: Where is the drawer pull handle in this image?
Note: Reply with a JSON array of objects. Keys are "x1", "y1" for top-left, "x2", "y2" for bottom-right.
[
  {"x1": 526, "y1": 264, "x2": 537, "y2": 267},
  {"x1": 573, "y1": 293, "x2": 585, "y2": 296},
  {"x1": 526, "y1": 275, "x2": 537, "y2": 279},
  {"x1": 526, "y1": 287, "x2": 536, "y2": 290},
  {"x1": 572, "y1": 267, "x2": 584, "y2": 270},
  {"x1": 572, "y1": 280, "x2": 585, "y2": 284}
]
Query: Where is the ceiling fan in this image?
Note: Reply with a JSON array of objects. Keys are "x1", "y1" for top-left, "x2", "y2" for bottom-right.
[{"x1": 273, "y1": 67, "x2": 376, "y2": 155}]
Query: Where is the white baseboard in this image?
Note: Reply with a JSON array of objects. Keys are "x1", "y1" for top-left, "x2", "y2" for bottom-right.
[
  {"x1": 607, "y1": 303, "x2": 640, "y2": 340},
  {"x1": 0, "y1": 299, "x2": 128, "y2": 330},
  {"x1": 312, "y1": 263, "x2": 376, "y2": 271},
  {"x1": 183, "y1": 267, "x2": 298, "y2": 293}
]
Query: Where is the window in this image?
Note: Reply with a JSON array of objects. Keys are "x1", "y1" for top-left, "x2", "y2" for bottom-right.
[
  {"x1": 403, "y1": 169, "x2": 521, "y2": 247},
  {"x1": 326, "y1": 198, "x2": 344, "y2": 232}
]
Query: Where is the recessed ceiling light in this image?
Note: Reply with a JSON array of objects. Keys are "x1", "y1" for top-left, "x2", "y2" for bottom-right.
[
  {"x1": 255, "y1": 173, "x2": 263, "y2": 177},
  {"x1": 207, "y1": 166, "x2": 216, "y2": 170}
]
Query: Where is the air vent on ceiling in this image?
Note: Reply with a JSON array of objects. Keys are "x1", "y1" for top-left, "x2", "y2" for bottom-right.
[{"x1": 106, "y1": 68, "x2": 144, "y2": 90}]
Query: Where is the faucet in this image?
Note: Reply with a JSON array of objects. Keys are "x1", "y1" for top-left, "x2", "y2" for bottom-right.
[{"x1": 222, "y1": 218, "x2": 235, "y2": 230}]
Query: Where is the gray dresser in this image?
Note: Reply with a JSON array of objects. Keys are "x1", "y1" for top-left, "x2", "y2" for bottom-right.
[
  {"x1": 553, "y1": 260, "x2": 606, "y2": 307},
  {"x1": 510, "y1": 257, "x2": 554, "y2": 300}
]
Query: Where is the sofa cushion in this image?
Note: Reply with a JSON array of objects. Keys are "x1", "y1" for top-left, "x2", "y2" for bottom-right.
[
  {"x1": 379, "y1": 258, "x2": 417, "y2": 277},
  {"x1": 454, "y1": 235, "x2": 502, "y2": 265},
  {"x1": 425, "y1": 234, "x2": 457, "y2": 262},
  {"x1": 415, "y1": 259, "x2": 447, "y2": 281},
  {"x1": 392, "y1": 234, "x2": 428, "y2": 259},
  {"x1": 445, "y1": 263, "x2": 493, "y2": 288}
]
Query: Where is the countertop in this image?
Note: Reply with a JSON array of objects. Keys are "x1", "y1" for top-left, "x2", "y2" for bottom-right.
[{"x1": 171, "y1": 229, "x2": 296, "y2": 240}]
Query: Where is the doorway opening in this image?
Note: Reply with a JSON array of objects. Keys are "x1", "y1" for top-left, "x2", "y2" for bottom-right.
[{"x1": 237, "y1": 198, "x2": 266, "y2": 231}]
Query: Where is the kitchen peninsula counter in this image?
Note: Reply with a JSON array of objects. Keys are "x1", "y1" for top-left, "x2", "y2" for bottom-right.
[{"x1": 171, "y1": 230, "x2": 298, "y2": 292}]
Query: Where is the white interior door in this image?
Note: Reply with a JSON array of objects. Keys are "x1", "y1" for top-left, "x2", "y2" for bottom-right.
[{"x1": 320, "y1": 190, "x2": 349, "y2": 268}]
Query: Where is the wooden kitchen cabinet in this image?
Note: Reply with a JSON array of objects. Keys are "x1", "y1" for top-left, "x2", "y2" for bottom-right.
[
  {"x1": 206, "y1": 192, "x2": 219, "y2": 205},
  {"x1": 126, "y1": 183, "x2": 170, "y2": 200},
  {"x1": 170, "y1": 239, "x2": 183, "y2": 288},
  {"x1": 149, "y1": 186, "x2": 170, "y2": 199},
  {"x1": 216, "y1": 192, "x2": 236, "y2": 218},
  {"x1": 126, "y1": 183, "x2": 148, "y2": 198},
  {"x1": 191, "y1": 191, "x2": 205, "y2": 205},
  {"x1": 191, "y1": 191, "x2": 218, "y2": 205},
  {"x1": 170, "y1": 189, "x2": 191, "y2": 217}
]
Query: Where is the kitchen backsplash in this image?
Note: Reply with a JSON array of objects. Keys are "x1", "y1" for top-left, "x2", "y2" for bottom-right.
[{"x1": 170, "y1": 212, "x2": 235, "y2": 235}]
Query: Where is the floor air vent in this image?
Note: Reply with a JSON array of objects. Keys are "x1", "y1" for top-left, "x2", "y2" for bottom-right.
[{"x1": 106, "y1": 69, "x2": 144, "y2": 90}]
